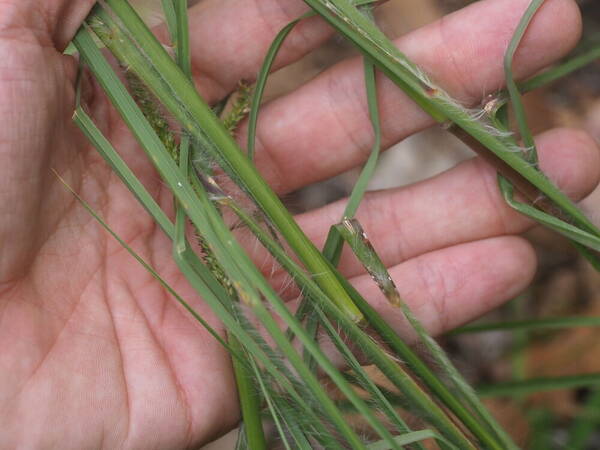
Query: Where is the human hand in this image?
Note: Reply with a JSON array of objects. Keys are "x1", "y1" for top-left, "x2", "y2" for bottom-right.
[{"x1": 1, "y1": 0, "x2": 598, "y2": 448}]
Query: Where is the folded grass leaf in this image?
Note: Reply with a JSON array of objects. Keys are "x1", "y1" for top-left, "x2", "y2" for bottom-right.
[{"x1": 503, "y1": 0, "x2": 544, "y2": 164}]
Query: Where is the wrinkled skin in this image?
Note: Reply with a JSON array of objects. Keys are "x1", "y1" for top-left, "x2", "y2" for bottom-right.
[{"x1": 0, "y1": 0, "x2": 598, "y2": 448}]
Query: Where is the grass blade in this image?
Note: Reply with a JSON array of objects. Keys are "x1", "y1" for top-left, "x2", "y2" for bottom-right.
[
  {"x1": 248, "y1": 0, "x2": 381, "y2": 164},
  {"x1": 230, "y1": 336, "x2": 268, "y2": 450},
  {"x1": 73, "y1": 107, "x2": 174, "y2": 237},
  {"x1": 169, "y1": 3, "x2": 267, "y2": 447},
  {"x1": 160, "y1": 0, "x2": 177, "y2": 45},
  {"x1": 316, "y1": 306, "x2": 416, "y2": 441},
  {"x1": 367, "y1": 430, "x2": 457, "y2": 450},
  {"x1": 224, "y1": 200, "x2": 477, "y2": 449},
  {"x1": 499, "y1": 176, "x2": 600, "y2": 252},
  {"x1": 247, "y1": 0, "x2": 386, "y2": 159},
  {"x1": 478, "y1": 373, "x2": 600, "y2": 397},
  {"x1": 566, "y1": 388, "x2": 600, "y2": 450},
  {"x1": 75, "y1": 30, "x2": 341, "y2": 444},
  {"x1": 269, "y1": 397, "x2": 316, "y2": 450},
  {"x1": 303, "y1": 0, "x2": 600, "y2": 250},
  {"x1": 323, "y1": 53, "x2": 382, "y2": 266},
  {"x1": 499, "y1": 0, "x2": 600, "y2": 268},
  {"x1": 246, "y1": 15, "x2": 307, "y2": 160},
  {"x1": 504, "y1": 0, "x2": 544, "y2": 164},
  {"x1": 333, "y1": 218, "x2": 517, "y2": 449},
  {"x1": 88, "y1": 1, "x2": 364, "y2": 321},
  {"x1": 172, "y1": 0, "x2": 191, "y2": 77},
  {"x1": 248, "y1": 364, "x2": 295, "y2": 450},
  {"x1": 527, "y1": 409, "x2": 553, "y2": 450},
  {"x1": 450, "y1": 316, "x2": 600, "y2": 334},
  {"x1": 76, "y1": 25, "x2": 368, "y2": 445},
  {"x1": 171, "y1": 212, "x2": 346, "y2": 447},
  {"x1": 520, "y1": 42, "x2": 600, "y2": 93},
  {"x1": 53, "y1": 171, "x2": 236, "y2": 358}
]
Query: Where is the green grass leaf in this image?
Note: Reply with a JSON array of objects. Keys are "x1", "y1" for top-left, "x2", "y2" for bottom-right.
[
  {"x1": 89, "y1": 0, "x2": 364, "y2": 322},
  {"x1": 503, "y1": 0, "x2": 544, "y2": 164},
  {"x1": 478, "y1": 373, "x2": 600, "y2": 397},
  {"x1": 566, "y1": 388, "x2": 600, "y2": 450},
  {"x1": 450, "y1": 316, "x2": 600, "y2": 334},
  {"x1": 333, "y1": 218, "x2": 517, "y2": 450}
]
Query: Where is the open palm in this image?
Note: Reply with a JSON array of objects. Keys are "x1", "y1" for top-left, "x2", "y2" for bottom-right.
[{"x1": 1, "y1": 0, "x2": 598, "y2": 448}]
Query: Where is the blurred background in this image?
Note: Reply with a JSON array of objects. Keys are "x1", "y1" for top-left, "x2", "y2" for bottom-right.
[{"x1": 133, "y1": 0, "x2": 600, "y2": 447}]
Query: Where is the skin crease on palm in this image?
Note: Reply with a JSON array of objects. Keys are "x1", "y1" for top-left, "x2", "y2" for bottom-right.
[{"x1": 0, "y1": 0, "x2": 599, "y2": 448}]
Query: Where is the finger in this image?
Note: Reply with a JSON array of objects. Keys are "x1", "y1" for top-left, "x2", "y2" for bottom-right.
[
  {"x1": 28, "y1": 0, "x2": 335, "y2": 89},
  {"x1": 293, "y1": 128, "x2": 600, "y2": 280},
  {"x1": 166, "y1": 0, "x2": 336, "y2": 102},
  {"x1": 239, "y1": 0, "x2": 583, "y2": 194},
  {"x1": 6, "y1": 1, "x2": 97, "y2": 50},
  {"x1": 350, "y1": 236, "x2": 536, "y2": 337}
]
